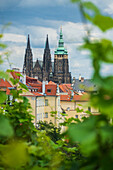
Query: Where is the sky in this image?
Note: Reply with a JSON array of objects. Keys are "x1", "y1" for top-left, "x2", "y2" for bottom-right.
[{"x1": 0, "y1": 0, "x2": 113, "y2": 78}]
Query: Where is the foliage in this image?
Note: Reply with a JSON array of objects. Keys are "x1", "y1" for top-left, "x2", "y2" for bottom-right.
[{"x1": 37, "y1": 121, "x2": 62, "y2": 143}]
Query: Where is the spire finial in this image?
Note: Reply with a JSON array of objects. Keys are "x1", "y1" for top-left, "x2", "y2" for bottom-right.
[
  {"x1": 27, "y1": 34, "x2": 30, "y2": 49},
  {"x1": 45, "y1": 34, "x2": 49, "y2": 49}
]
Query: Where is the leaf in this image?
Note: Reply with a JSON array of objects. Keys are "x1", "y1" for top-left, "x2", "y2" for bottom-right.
[
  {"x1": 19, "y1": 83, "x2": 28, "y2": 90},
  {"x1": 0, "y1": 43, "x2": 7, "y2": 49},
  {"x1": 1, "y1": 141, "x2": 29, "y2": 169},
  {"x1": 15, "y1": 72, "x2": 23, "y2": 77},
  {"x1": 83, "y1": 1, "x2": 100, "y2": 14},
  {"x1": 93, "y1": 15, "x2": 113, "y2": 32},
  {"x1": 0, "y1": 71, "x2": 8, "y2": 79},
  {"x1": 0, "y1": 115, "x2": 13, "y2": 138},
  {"x1": 0, "y1": 34, "x2": 3, "y2": 38},
  {"x1": 71, "y1": 0, "x2": 81, "y2": 3},
  {"x1": 0, "y1": 91, "x2": 7, "y2": 103}
]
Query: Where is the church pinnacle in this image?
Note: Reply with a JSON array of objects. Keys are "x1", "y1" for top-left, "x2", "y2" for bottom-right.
[
  {"x1": 42, "y1": 34, "x2": 52, "y2": 81},
  {"x1": 45, "y1": 34, "x2": 49, "y2": 49},
  {"x1": 27, "y1": 34, "x2": 31, "y2": 49}
]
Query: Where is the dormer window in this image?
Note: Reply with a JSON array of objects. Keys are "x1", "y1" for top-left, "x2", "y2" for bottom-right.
[{"x1": 47, "y1": 89, "x2": 51, "y2": 92}]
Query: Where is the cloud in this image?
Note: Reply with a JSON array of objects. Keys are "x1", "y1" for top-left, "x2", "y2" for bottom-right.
[
  {"x1": 0, "y1": 0, "x2": 20, "y2": 10},
  {"x1": 104, "y1": 2, "x2": 113, "y2": 14},
  {"x1": 2, "y1": 33, "x2": 26, "y2": 44}
]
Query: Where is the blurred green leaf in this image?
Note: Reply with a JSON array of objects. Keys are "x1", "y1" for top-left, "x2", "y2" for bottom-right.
[
  {"x1": 0, "y1": 71, "x2": 8, "y2": 79},
  {"x1": 83, "y1": 1, "x2": 100, "y2": 14},
  {"x1": 0, "y1": 115, "x2": 13, "y2": 137},
  {"x1": 71, "y1": 0, "x2": 81, "y2": 3},
  {"x1": 19, "y1": 83, "x2": 28, "y2": 91},
  {"x1": 0, "y1": 91, "x2": 7, "y2": 103},
  {"x1": 0, "y1": 141, "x2": 29, "y2": 169}
]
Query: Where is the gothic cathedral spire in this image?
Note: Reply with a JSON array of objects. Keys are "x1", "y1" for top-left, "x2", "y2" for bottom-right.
[
  {"x1": 23, "y1": 34, "x2": 33, "y2": 77},
  {"x1": 42, "y1": 34, "x2": 52, "y2": 81}
]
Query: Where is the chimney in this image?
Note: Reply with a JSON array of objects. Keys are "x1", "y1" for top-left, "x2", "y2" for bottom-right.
[
  {"x1": 42, "y1": 81, "x2": 46, "y2": 94},
  {"x1": 79, "y1": 74, "x2": 81, "y2": 81},
  {"x1": 81, "y1": 77, "x2": 84, "y2": 82},
  {"x1": 57, "y1": 84, "x2": 60, "y2": 94}
]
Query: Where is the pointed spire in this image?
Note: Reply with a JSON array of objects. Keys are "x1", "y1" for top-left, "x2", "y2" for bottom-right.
[
  {"x1": 58, "y1": 26, "x2": 64, "y2": 48},
  {"x1": 27, "y1": 34, "x2": 31, "y2": 49},
  {"x1": 60, "y1": 26, "x2": 63, "y2": 39},
  {"x1": 45, "y1": 34, "x2": 49, "y2": 49}
]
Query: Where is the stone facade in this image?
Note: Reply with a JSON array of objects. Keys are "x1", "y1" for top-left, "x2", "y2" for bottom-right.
[{"x1": 23, "y1": 29, "x2": 71, "y2": 84}]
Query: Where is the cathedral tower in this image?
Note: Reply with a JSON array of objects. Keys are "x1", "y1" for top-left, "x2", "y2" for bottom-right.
[
  {"x1": 54, "y1": 28, "x2": 71, "y2": 84},
  {"x1": 23, "y1": 35, "x2": 33, "y2": 77},
  {"x1": 42, "y1": 35, "x2": 52, "y2": 81}
]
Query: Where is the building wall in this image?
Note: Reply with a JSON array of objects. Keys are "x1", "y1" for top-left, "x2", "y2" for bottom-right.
[
  {"x1": 61, "y1": 100, "x2": 99, "y2": 121},
  {"x1": 43, "y1": 96, "x2": 60, "y2": 126},
  {"x1": 26, "y1": 96, "x2": 36, "y2": 123}
]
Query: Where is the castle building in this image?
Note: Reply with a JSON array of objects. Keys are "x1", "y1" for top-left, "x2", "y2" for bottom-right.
[{"x1": 23, "y1": 28, "x2": 71, "y2": 84}]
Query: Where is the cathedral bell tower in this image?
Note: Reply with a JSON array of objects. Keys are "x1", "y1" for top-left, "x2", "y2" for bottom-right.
[
  {"x1": 54, "y1": 28, "x2": 71, "y2": 84},
  {"x1": 23, "y1": 34, "x2": 33, "y2": 77}
]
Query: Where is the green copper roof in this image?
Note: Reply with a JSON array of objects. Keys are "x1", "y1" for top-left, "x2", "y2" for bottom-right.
[{"x1": 54, "y1": 27, "x2": 68, "y2": 55}]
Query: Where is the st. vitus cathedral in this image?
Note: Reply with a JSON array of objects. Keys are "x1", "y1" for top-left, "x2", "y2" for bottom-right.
[{"x1": 23, "y1": 28, "x2": 71, "y2": 84}]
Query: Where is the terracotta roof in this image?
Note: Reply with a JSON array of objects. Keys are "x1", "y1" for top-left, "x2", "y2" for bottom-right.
[
  {"x1": 32, "y1": 92, "x2": 43, "y2": 96},
  {"x1": 10, "y1": 71, "x2": 20, "y2": 79},
  {"x1": 59, "y1": 84, "x2": 72, "y2": 95},
  {"x1": 48, "y1": 81, "x2": 56, "y2": 85},
  {"x1": 6, "y1": 88, "x2": 10, "y2": 95},
  {"x1": 73, "y1": 94, "x2": 89, "y2": 101},
  {"x1": 0, "y1": 79, "x2": 6, "y2": 87},
  {"x1": 60, "y1": 95, "x2": 71, "y2": 101},
  {"x1": 0, "y1": 79, "x2": 12, "y2": 88}
]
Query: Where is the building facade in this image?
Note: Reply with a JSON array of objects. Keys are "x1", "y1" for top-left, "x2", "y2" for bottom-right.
[{"x1": 23, "y1": 28, "x2": 71, "y2": 84}]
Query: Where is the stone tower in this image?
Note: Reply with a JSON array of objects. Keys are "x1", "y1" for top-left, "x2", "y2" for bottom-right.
[
  {"x1": 42, "y1": 35, "x2": 52, "y2": 81},
  {"x1": 53, "y1": 28, "x2": 71, "y2": 84},
  {"x1": 23, "y1": 34, "x2": 33, "y2": 77}
]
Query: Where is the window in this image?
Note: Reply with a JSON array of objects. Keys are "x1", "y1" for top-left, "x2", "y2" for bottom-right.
[
  {"x1": 47, "y1": 89, "x2": 51, "y2": 93},
  {"x1": 75, "y1": 115, "x2": 78, "y2": 118},
  {"x1": 45, "y1": 99, "x2": 48, "y2": 106},
  {"x1": 37, "y1": 113, "x2": 42, "y2": 120},
  {"x1": 45, "y1": 112, "x2": 48, "y2": 118}
]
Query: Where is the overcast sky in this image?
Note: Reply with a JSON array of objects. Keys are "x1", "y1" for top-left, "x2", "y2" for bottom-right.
[{"x1": 1, "y1": 0, "x2": 113, "y2": 78}]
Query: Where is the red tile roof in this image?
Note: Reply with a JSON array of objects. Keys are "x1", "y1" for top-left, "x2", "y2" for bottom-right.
[
  {"x1": 59, "y1": 84, "x2": 72, "y2": 95},
  {"x1": 60, "y1": 95, "x2": 71, "y2": 101},
  {"x1": 48, "y1": 81, "x2": 56, "y2": 85},
  {"x1": 73, "y1": 95, "x2": 89, "y2": 101},
  {"x1": 32, "y1": 92, "x2": 43, "y2": 96},
  {"x1": 0, "y1": 79, "x2": 12, "y2": 88}
]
